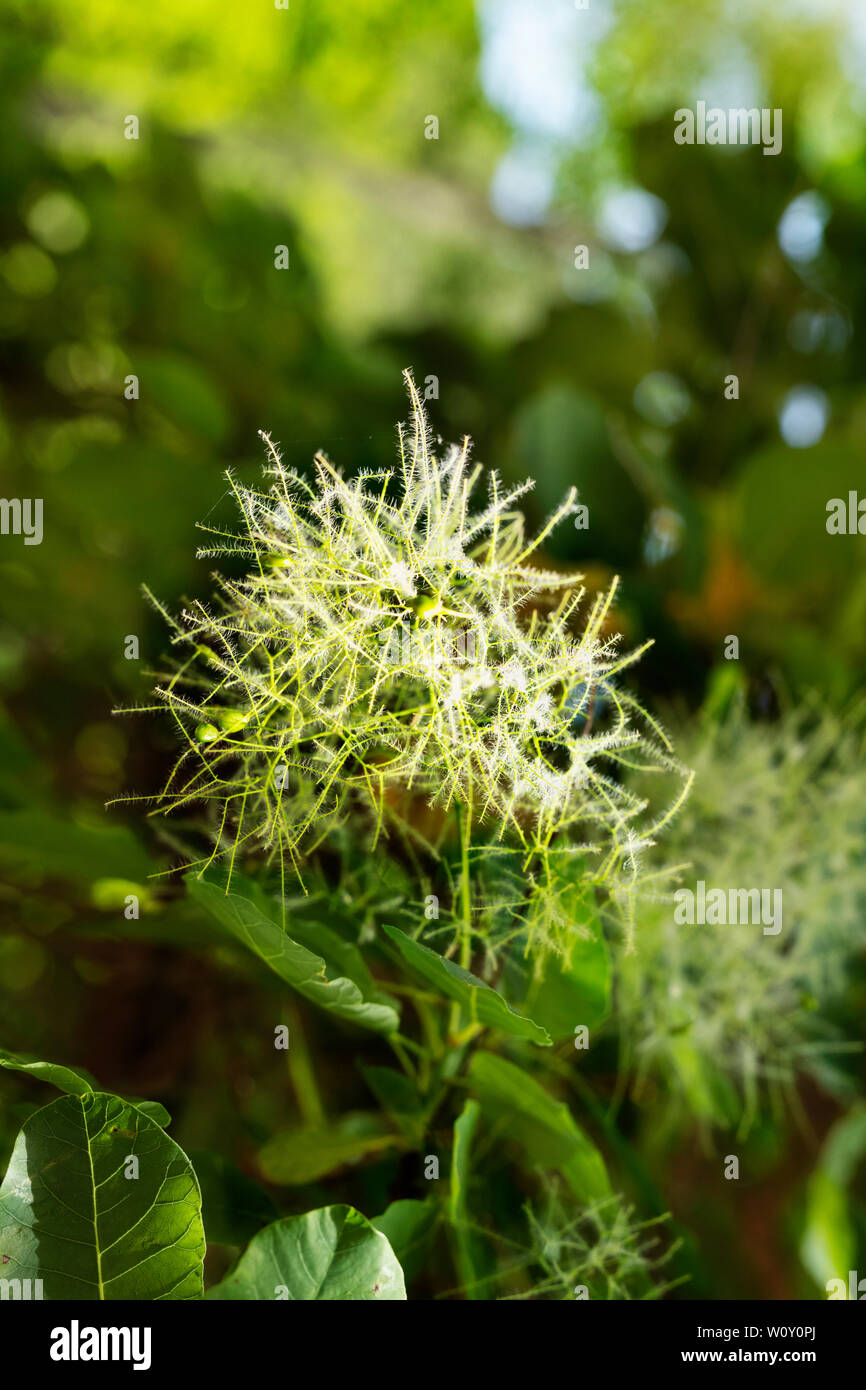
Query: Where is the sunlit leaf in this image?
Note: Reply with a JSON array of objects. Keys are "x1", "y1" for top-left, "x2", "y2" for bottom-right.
[
  {"x1": 0, "y1": 1093, "x2": 204, "y2": 1299},
  {"x1": 208, "y1": 1204, "x2": 405, "y2": 1300},
  {"x1": 0, "y1": 1048, "x2": 171, "y2": 1127},
  {"x1": 383, "y1": 925, "x2": 550, "y2": 1046},
  {"x1": 190, "y1": 870, "x2": 399, "y2": 1035}
]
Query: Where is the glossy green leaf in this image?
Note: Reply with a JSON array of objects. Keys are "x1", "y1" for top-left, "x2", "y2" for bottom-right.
[
  {"x1": 0, "y1": 1092, "x2": 205, "y2": 1299},
  {"x1": 0, "y1": 1048, "x2": 96, "y2": 1095},
  {"x1": 208, "y1": 1204, "x2": 406, "y2": 1300},
  {"x1": 382, "y1": 924, "x2": 551, "y2": 1046},
  {"x1": 189, "y1": 870, "x2": 399, "y2": 1035},
  {"x1": 131, "y1": 1100, "x2": 172, "y2": 1128},
  {"x1": 286, "y1": 917, "x2": 385, "y2": 1007},
  {"x1": 468, "y1": 1052, "x2": 610, "y2": 1202},
  {"x1": 0, "y1": 1049, "x2": 171, "y2": 1127}
]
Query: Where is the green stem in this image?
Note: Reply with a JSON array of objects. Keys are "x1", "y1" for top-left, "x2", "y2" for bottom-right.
[
  {"x1": 388, "y1": 1034, "x2": 419, "y2": 1079},
  {"x1": 450, "y1": 800, "x2": 473, "y2": 1035},
  {"x1": 458, "y1": 798, "x2": 472, "y2": 966},
  {"x1": 414, "y1": 994, "x2": 445, "y2": 1061},
  {"x1": 285, "y1": 1004, "x2": 325, "y2": 1127}
]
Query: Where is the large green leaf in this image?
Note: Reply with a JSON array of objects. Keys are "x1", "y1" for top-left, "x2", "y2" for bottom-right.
[
  {"x1": 0, "y1": 1092, "x2": 204, "y2": 1299},
  {"x1": 208, "y1": 1205, "x2": 406, "y2": 1300},
  {"x1": 382, "y1": 924, "x2": 551, "y2": 1046},
  {"x1": 468, "y1": 1052, "x2": 610, "y2": 1202},
  {"x1": 189, "y1": 870, "x2": 399, "y2": 1035}
]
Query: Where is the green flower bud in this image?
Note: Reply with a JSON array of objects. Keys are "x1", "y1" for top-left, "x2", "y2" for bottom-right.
[
  {"x1": 412, "y1": 594, "x2": 440, "y2": 620},
  {"x1": 217, "y1": 710, "x2": 251, "y2": 733}
]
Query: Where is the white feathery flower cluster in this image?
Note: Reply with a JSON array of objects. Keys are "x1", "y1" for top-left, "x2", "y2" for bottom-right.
[
  {"x1": 142, "y1": 372, "x2": 680, "y2": 883},
  {"x1": 618, "y1": 702, "x2": 866, "y2": 1129}
]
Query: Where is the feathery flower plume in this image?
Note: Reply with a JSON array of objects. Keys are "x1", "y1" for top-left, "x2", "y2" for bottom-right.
[{"x1": 117, "y1": 373, "x2": 687, "y2": 918}]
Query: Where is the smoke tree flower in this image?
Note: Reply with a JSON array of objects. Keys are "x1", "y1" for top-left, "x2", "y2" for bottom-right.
[
  {"x1": 120, "y1": 373, "x2": 687, "y2": 967},
  {"x1": 617, "y1": 700, "x2": 866, "y2": 1132}
]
